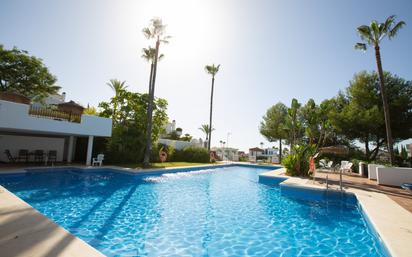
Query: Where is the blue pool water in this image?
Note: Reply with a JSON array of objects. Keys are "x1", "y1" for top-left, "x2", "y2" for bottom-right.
[{"x1": 0, "y1": 166, "x2": 389, "y2": 257}]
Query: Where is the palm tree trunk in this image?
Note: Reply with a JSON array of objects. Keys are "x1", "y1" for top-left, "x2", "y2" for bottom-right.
[
  {"x1": 208, "y1": 76, "x2": 215, "y2": 151},
  {"x1": 143, "y1": 39, "x2": 160, "y2": 167},
  {"x1": 279, "y1": 139, "x2": 282, "y2": 163},
  {"x1": 374, "y1": 45, "x2": 394, "y2": 165}
]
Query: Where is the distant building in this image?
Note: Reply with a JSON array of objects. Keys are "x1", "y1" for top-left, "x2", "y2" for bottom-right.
[
  {"x1": 212, "y1": 147, "x2": 239, "y2": 161},
  {"x1": 248, "y1": 147, "x2": 279, "y2": 163},
  {"x1": 406, "y1": 144, "x2": 412, "y2": 158}
]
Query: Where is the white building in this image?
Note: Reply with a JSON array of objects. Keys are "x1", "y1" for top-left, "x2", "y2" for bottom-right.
[
  {"x1": 213, "y1": 147, "x2": 239, "y2": 161},
  {"x1": 248, "y1": 147, "x2": 279, "y2": 163},
  {"x1": 0, "y1": 98, "x2": 112, "y2": 165}
]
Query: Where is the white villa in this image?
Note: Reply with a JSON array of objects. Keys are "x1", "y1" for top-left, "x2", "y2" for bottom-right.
[
  {"x1": 0, "y1": 93, "x2": 112, "y2": 165},
  {"x1": 249, "y1": 147, "x2": 279, "y2": 163},
  {"x1": 212, "y1": 147, "x2": 239, "y2": 161}
]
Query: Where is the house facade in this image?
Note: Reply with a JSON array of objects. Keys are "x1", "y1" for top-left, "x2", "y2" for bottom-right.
[{"x1": 0, "y1": 97, "x2": 112, "y2": 165}]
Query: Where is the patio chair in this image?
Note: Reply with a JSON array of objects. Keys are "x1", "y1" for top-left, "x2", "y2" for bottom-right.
[
  {"x1": 340, "y1": 162, "x2": 353, "y2": 173},
  {"x1": 17, "y1": 149, "x2": 29, "y2": 163},
  {"x1": 4, "y1": 150, "x2": 16, "y2": 163},
  {"x1": 48, "y1": 150, "x2": 57, "y2": 163},
  {"x1": 92, "y1": 154, "x2": 104, "y2": 166},
  {"x1": 34, "y1": 150, "x2": 44, "y2": 163}
]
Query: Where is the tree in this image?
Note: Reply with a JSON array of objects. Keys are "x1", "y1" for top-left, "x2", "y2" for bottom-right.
[
  {"x1": 284, "y1": 98, "x2": 303, "y2": 148},
  {"x1": 329, "y1": 71, "x2": 412, "y2": 161},
  {"x1": 199, "y1": 124, "x2": 214, "y2": 143},
  {"x1": 260, "y1": 102, "x2": 288, "y2": 162},
  {"x1": 300, "y1": 99, "x2": 320, "y2": 145},
  {"x1": 355, "y1": 15, "x2": 406, "y2": 165},
  {"x1": 0, "y1": 45, "x2": 59, "y2": 99},
  {"x1": 205, "y1": 64, "x2": 220, "y2": 151},
  {"x1": 106, "y1": 79, "x2": 127, "y2": 124},
  {"x1": 142, "y1": 18, "x2": 170, "y2": 167},
  {"x1": 98, "y1": 86, "x2": 168, "y2": 163}
]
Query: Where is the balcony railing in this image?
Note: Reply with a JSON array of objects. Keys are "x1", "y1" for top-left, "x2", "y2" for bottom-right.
[{"x1": 28, "y1": 106, "x2": 81, "y2": 123}]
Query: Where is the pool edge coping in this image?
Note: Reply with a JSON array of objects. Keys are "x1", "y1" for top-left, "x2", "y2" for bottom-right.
[
  {"x1": 0, "y1": 185, "x2": 104, "y2": 257},
  {"x1": 259, "y1": 170, "x2": 412, "y2": 257}
]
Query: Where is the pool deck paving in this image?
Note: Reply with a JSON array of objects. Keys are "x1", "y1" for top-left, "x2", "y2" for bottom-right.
[
  {"x1": 0, "y1": 186, "x2": 104, "y2": 257},
  {"x1": 0, "y1": 163, "x2": 411, "y2": 257}
]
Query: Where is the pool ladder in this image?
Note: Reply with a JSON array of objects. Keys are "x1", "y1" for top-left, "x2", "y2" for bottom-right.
[{"x1": 325, "y1": 174, "x2": 343, "y2": 191}]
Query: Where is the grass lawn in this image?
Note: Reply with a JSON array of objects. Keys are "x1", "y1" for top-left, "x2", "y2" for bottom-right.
[{"x1": 119, "y1": 162, "x2": 214, "y2": 169}]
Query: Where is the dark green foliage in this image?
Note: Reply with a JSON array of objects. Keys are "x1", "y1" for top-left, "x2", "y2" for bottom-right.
[
  {"x1": 98, "y1": 85, "x2": 168, "y2": 163},
  {"x1": 171, "y1": 147, "x2": 210, "y2": 163},
  {"x1": 281, "y1": 144, "x2": 316, "y2": 177},
  {"x1": 0, "y1": 45, "x2": 59, "y2": 99}
]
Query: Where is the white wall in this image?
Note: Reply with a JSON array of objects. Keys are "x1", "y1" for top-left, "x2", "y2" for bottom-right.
[
  {"x1": 0, "y1": 100, "x2": 112, "y2": 137},
  {"x1": 368, "y1": 164, "x2": 385, "y2": 180},
  {"x1": 158, "y1": 138, "x2": 202, "y2": 150},
  {"x1": 377, "y1": 167, "x2": 412, "y2": 187},
  {"x1": 0, "y1": 135, "x2": 65, "y2": 162}
]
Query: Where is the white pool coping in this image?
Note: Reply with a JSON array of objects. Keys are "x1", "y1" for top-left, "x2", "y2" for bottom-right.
[
  {"x1": 0, "y1": 185, "x2": 104, "y2": 257},
  {"x1": 260, "y1": 169, "x2": 412, "y2": 257}
]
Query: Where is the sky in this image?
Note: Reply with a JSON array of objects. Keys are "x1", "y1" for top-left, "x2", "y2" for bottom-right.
[{"x1": 1, "y1": 0, "x2": 411, "y2": 151}]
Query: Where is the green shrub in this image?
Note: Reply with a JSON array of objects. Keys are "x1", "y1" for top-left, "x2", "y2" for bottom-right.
[
  {"x1": 171, "y1": 147, "x2": 210, "y2": 163},
  {"x1": 150, "y1": 144, "x2": 174, "y2": 163},
  {"x1": 281, "y1": 144, "x2": 316, "y2": 177}
]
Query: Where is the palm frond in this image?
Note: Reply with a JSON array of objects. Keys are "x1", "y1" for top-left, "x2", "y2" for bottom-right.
[
  {"x1": 370, "y1": 21, "x2": 380, "y2": 42},
  {"x1": 389, "y1": 21, "x2": 406, "y2": 39},
  {"x1": 382, "y1": 15, "x2": 396, "y2": 33},
  {"x1": 357, "y1": 25, "x2": 373, "y2": 44},
  {"x1": 354, "y1": 43, "x2": 367, "y2": 51}
]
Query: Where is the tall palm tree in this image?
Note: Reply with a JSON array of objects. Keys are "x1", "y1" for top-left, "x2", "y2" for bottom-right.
[
  {"x1": 141, "y1": 47, "x2": 164, "y2": 97},
  {"x1": 205, "y1": 64, "x2": 220, "y2": 151},
  {"x1": 142, "y1": 18, "x2": 170, "y2": 167},
  {"x1": 355, "y1": 15, "x2": 406, "y2": 165},
  {"x1": 199, "y1": 124, "x2": 214, "y2": 145},
  {"x1": 106, "y1": 79, "x2": 127, "y2": 123}
]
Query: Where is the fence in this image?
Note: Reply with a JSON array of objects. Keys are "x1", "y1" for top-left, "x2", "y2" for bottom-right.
[{"x1": 28, "y1": 106, "x2": 81, "y2": 123}]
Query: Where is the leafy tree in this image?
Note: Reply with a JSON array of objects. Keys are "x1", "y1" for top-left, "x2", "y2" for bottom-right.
[
  {"x1": 284, "y1": 98, "x2": 304, "y2": 148},
  {"x1": 98, "y1": 86, "x2": 168, "y2": 163},
  {"x1": 260, "y1": 102, "x2": 288, "y2": 162},
  {"x1": 300, "y1": 99, "x2": 320, "y2": 145},
  {"x1": 329, "y1": 71, "x2": 412, "y2": 161},
  {"x1": 205, "y1": 64, "x2": 221, "y2": 151},
  {"x1": 355, "y1": 15, "x2": 406, "y2": 165},
  {"x1": 142, "y1": 18, "x2": 170, "y2": 167},
  {"x1": 0, "y1": 45, "x2": 59, "y2": 99},
  {"x1": 83, "y1": 105, "x2": 98, "y2": 115}
]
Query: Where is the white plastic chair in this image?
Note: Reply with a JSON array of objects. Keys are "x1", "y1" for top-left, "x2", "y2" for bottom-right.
[{"x1": 92, "y1": 154, "x2": 104, "y2": 166}]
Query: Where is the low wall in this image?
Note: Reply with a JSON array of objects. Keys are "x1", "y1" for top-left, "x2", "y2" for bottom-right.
[
  {"x1": 377, "y1": 167, "x2": 412, "y2": 187},
  {"x1": 368, "y1": 164, "x2": 385, "y2": 180},
  {"x1": 158, "y1": 138, "x2": 202, "y2": 150}
]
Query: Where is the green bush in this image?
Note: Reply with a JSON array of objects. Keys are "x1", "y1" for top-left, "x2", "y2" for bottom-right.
[
  {"x1": 281, "y1": 144, "x2": 316, "y2": 177},
  {"x1": 151, "y1": 144, "x2": 174, "y2": 163},
  {"x1": 171, "y1": 147, "x2": 210, "y2": 163}
]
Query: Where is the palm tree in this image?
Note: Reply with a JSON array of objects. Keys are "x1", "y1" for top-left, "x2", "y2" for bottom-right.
[
  {"x1": 355, "y1": 15, "x2": 406, "y2": 165},
  {"x1": 106, "y1": 79, "x2": 127, "y2": 123},
  {"x1": 205, "y1": 64, "x2": 221, "y2": 151},
  {"x1": 142, "y1": 18, "x2": 170, "y2": 167},
  {"x1": 141, "y1": 47, "x2": 164, "y2": 97},
  {"x1": 199, "y1": 124, "x2": 214, "y2": 143}
]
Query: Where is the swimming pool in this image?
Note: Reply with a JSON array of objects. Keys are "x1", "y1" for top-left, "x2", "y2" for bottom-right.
[{"x1": 0, "y1": 165, "x2": 389, "y2": 256}]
